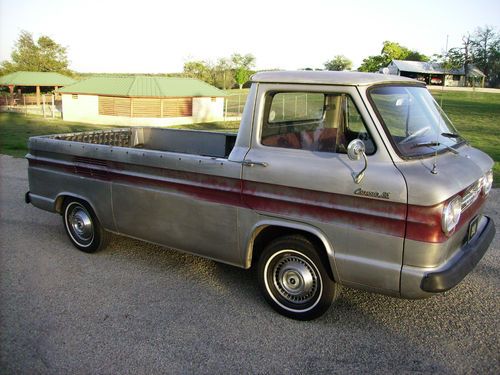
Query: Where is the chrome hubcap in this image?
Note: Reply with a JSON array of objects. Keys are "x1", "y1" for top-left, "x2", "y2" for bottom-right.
[
  {"x1": 273, "y1": 254, "x2": 318, "y2": 304},
  {"x1": 68, "y1": 205, "x2": 94, "y2": 244}
]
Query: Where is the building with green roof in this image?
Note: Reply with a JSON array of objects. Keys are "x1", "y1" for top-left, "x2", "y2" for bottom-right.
[
  {"x1": 0, "y1": 71, "x2": 76, "y2": 106},
  {"x1": 59, "y1": 76, "x2": 226, "y2": 126},
  {"x1": 0, "y1": 71, "x2": 76, "y2": 87}
]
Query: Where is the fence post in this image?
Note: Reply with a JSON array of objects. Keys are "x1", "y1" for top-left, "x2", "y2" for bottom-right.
[
  {"x1": 51, "y1": 94, "x2": 55, "y2": 118},
  {"x1": 294, "y1": 96, "x2": 297, "y2": 118},
  {"x1": 42, "y1": 95, "x2": 46, "y2": 118},
  {"x1": 24, "y1": 95, "x2": 27, "y2": 116},
  {"x1": 224, "y1": 97, "x2": 228, "y2": 121},
  {"x1": 282, "y1": 95, "x2": 285, "y2": 120}
]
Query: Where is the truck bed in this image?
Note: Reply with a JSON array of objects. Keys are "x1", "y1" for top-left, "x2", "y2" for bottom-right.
[{"x1": 49, "y1": 127, "x2": 237, "y2": 158}]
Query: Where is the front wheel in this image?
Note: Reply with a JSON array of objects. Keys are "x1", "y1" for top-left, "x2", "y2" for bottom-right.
[
  {"x1": 63, "y1": 198, "x2": 109, "y2": 253},
  {"x1": 257, "y1": 236, "x2": 340, "y2": 320}
]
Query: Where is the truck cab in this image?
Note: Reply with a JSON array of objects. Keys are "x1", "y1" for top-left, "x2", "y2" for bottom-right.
[{"x1": 232, "y1": 71, "x2": 494, "y2": 316}]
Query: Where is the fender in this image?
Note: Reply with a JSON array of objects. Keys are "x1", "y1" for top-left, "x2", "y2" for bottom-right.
[
  {"x1": 243, "y1": 218, "x2": 341, "y2": 282},
  {"x1": 54, "y1": 192, "x2": 101, "y2": 218}
]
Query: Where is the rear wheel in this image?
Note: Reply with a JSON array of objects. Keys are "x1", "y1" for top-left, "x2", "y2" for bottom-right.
[
  {"x1": 257, "y1": 235, "x2": 339, "y2": 320},
  {"x1": 63, "y1": 198, "x2": 109, "y2": 253}
]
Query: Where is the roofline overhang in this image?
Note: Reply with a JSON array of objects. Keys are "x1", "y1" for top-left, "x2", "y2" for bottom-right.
[{"x1": 59, "y1": 93, "x2": 226, "y2": 98}]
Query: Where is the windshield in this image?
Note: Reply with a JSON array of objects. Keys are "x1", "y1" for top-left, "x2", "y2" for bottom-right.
[{"x1": 369, "y1": 85, "x2": 465, "y2": 158}]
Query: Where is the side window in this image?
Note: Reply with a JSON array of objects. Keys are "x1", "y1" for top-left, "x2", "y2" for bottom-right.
[
  {"x1": 261, "y1": 92, "x2": 375, "y2": 154},
  {"x1": 268, "y1": 92, "x2": 325, "y2": 123},
  {"x1": 346, "y1": 97, "x2": 375, "y2": 154}
]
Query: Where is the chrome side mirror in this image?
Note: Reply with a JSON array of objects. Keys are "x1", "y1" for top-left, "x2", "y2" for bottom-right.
[{"x1": 347, "y1": 139, "x2": 367, "y2": 184}]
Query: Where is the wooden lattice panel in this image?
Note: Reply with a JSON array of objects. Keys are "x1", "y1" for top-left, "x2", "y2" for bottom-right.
[
  {"x1": 162, "y1": 98, "x2": 192, "y2": 117},
  {"x1": 98, "y1": 96, "x2": 192, "y2": 117},
  {"x1": 114, "y1": 97, "x2": 131, "y2": 116},
  {"x1": 132, "y1": 98, "x2": 161, "y2": 118},
  {"x1": 98, "y1": 97, "x2": 115, "y2": 115},
  {"x1": 99, "y1": 96, "x2": 131, "y2": 116}
]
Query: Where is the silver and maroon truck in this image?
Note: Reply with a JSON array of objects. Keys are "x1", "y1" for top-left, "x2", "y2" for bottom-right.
[{"x1": 26, "y1": 71, "x2": 495, "y2": 320}]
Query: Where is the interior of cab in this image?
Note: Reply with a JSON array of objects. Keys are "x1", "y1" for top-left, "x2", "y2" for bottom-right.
[{"x1": 261, "y1": 92, "x2": 374, "y2": 154}]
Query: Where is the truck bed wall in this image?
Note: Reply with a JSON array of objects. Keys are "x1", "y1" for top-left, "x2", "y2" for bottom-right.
[
  {"x1": 49, "y1": 127, "x2": 237, "y2": 158},
  {"x1": 27, "y1": 126, "x2": 244, "y2": 267}
]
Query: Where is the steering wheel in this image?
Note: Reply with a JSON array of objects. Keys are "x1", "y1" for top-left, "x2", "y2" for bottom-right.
[{"x1": 400, "y1": 126, "x2": 430, "y2": 144}]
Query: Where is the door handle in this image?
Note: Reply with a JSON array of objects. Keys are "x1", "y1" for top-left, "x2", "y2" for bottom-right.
[{"x1": 242, "y1": 160, "x2": 268, "y2": 167}]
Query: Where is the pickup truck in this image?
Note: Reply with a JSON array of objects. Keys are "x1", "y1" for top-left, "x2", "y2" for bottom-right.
[{"x1": 26, "y1": 71, "x2": 496, "y2": 320}]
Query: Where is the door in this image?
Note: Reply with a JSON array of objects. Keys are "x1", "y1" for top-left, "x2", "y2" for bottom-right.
[{"x1": 242, "y1": 84, "x2": 407, "y2": 292}]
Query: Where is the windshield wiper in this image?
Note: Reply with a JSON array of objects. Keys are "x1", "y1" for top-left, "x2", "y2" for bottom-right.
[
  {"x1": 412, "y1": 141, "x2": 459, "y2": 154},
  {"x1": 441, "y1": 132, "x2": 461, "y2": 139}
]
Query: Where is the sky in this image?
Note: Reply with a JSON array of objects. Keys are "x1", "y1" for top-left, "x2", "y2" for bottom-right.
[{"x1": 1, "y1": 0, "x2": 499, "y2": 73}]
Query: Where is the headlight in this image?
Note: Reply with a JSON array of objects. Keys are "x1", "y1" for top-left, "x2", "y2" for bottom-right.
[
  {"x1": 482, "y1": 170, "x2": 493, "y2": 195},
  {"x1": 442, "y1": 196, "x2": 462, "y2": 235}
]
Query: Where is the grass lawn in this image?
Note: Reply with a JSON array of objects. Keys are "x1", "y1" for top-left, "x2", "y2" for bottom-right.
[
  {"x1": 0, "y1": 89, "x2": 498, "y2": 185},
  {"x1": 0, "y1": 113, "x2": 240, "y2": 158},
  {"x1": 170, "y1": 121, "x2": 240, "y2": 132},
  {"x1": 0, "y1": 113, "x2": 118, "y2": 158},
  {"x1": 431, "y1": 90, "x2": 500, "y2": 185}
]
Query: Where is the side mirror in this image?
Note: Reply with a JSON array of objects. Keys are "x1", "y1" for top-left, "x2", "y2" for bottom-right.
[{"x1": 347, "y1": 139, "x2": 367, "y2": 184}]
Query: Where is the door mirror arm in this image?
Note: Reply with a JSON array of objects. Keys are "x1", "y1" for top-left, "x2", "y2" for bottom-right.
[{"x1": 347, "y1": 139, "x2": 368, "y2": 184}]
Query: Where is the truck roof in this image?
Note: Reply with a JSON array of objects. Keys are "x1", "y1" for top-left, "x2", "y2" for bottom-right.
[{"x1": 251, "y1": 70, "x2": 419, "y2": 86}]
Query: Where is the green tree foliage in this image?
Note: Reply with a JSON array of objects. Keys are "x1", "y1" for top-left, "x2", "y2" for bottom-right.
[
  {"x1": 357, "y1": 55, "x2": 387, "y2": 73},
  {"x1": 183, "y1": 60, "x2": 212, "y2": 83},
  {"x1": 231, "y1": 53, "x2": 256, "y2": 89},
  {"x1": 446, "y1": 34, "x2": 473, "y2": 81},
  {"x1": 234, "y1": 67, "x2": 252, "y2": 89},
  {"x1": 358, "y1": 41, "x2": 429, "y2": 72},
  {"x1": 183, "y1": 53, "x2": 256, "y2": 90},
  {"x1": 0, "y1": 31, "x2": 71, "y2": 75},
  {"x1": 214, "y1": 58, "x2": 233, "y2": 90},
  {"x1": 471, "y1": 26, "x2": 500, "y2": 86},
  {"x1": 324, "y1": 55, "x2": 352, "y2": 71},
  {"x1": 472, "y1": 26, "x2": 500, "y2": 81},
  {"x1": 183, "y1": 59, "x2": 229, "y2": 88},
  {"x1": 445, "y1": 26, "x2": 500, "y2": 86}
]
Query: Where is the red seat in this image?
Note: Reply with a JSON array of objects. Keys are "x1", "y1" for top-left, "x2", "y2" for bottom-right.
[
  {"x1": 262, "y1": 128, "x2": 340, "y2": 152},
  {"x1": 262, "y1": 132, "x2": 301, "y2": 149}
]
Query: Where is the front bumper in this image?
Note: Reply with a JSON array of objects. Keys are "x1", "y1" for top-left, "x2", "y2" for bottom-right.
[
  {"x1": 401, "y1": 215, "x2": 495, "y2": 298},
  {"x1": 421, "y1": 215, "x2": 495, "y2": 292}
]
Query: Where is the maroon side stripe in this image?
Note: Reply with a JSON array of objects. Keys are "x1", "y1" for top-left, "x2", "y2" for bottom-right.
[
  {"x1": 242, "y1": 180, "x2": 408, "y2": 238},
  {"x1": 406, "y1": 191, "x2": 487, "y2": 243},
  {"x1": 29, "y1": 156, "x2": 486, "y2": 244},
  {"x1": 29, "y1": 157, "x2": 245, "y2": 208}
]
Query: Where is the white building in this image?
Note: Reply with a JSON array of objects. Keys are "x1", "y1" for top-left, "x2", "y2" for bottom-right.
[{"x1": 59, "y1": 76, "x2": 226, "y2": 126}]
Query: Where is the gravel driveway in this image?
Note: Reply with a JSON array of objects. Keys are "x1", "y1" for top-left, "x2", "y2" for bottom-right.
[{"x1": 1, "y1": 154, "x2": 499, "y2": 374}]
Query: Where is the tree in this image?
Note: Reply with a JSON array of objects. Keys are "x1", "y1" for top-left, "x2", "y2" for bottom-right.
[
  {"x1": 446, "y1": 47, "x2": 468, "y2": 70},
  {"x1": 0, "y1": 31, "x2": 71, "y2": 75},
  {"x1": 214, "y1": 58, "x2": 233, "y2": 90},
  {"x1": 324, "y1": 55, "x2": 352, "y2": 71},
  {"x1": 430, "y1": 53, "x2": 460, "y2": 74},
  {"x1": 470, "y1": 26, "x2": 500, "y2": 85},
  {"x1": 183, "y1": 53, "x2": 256, "y2": 90},
  {"x1": 234, "y1": 67, "x2": 252, "y2": 89},
  {"x1": 357, "y1": 55, "x2": 387, "y2": 73},
  {"x1": 358, "y1": 41, "x2": 429, "y2": 72},
  {"x1": 231, "y1": 53, "x2": 256, "y2": 89},
  {"x1": 183, "y1": 60, "x2": 212, "y2": 83},
  {"x1": 445, "y1": 26, "x2": 500, "y2": 87}
]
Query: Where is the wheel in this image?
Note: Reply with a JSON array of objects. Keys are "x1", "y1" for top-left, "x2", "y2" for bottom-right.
[
  {"x1": 62, "y1": 198, "x2": 109, "y2": 253},
  {"x1": 257, "y1": 235, "x2": 340, "y2": 320}
]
